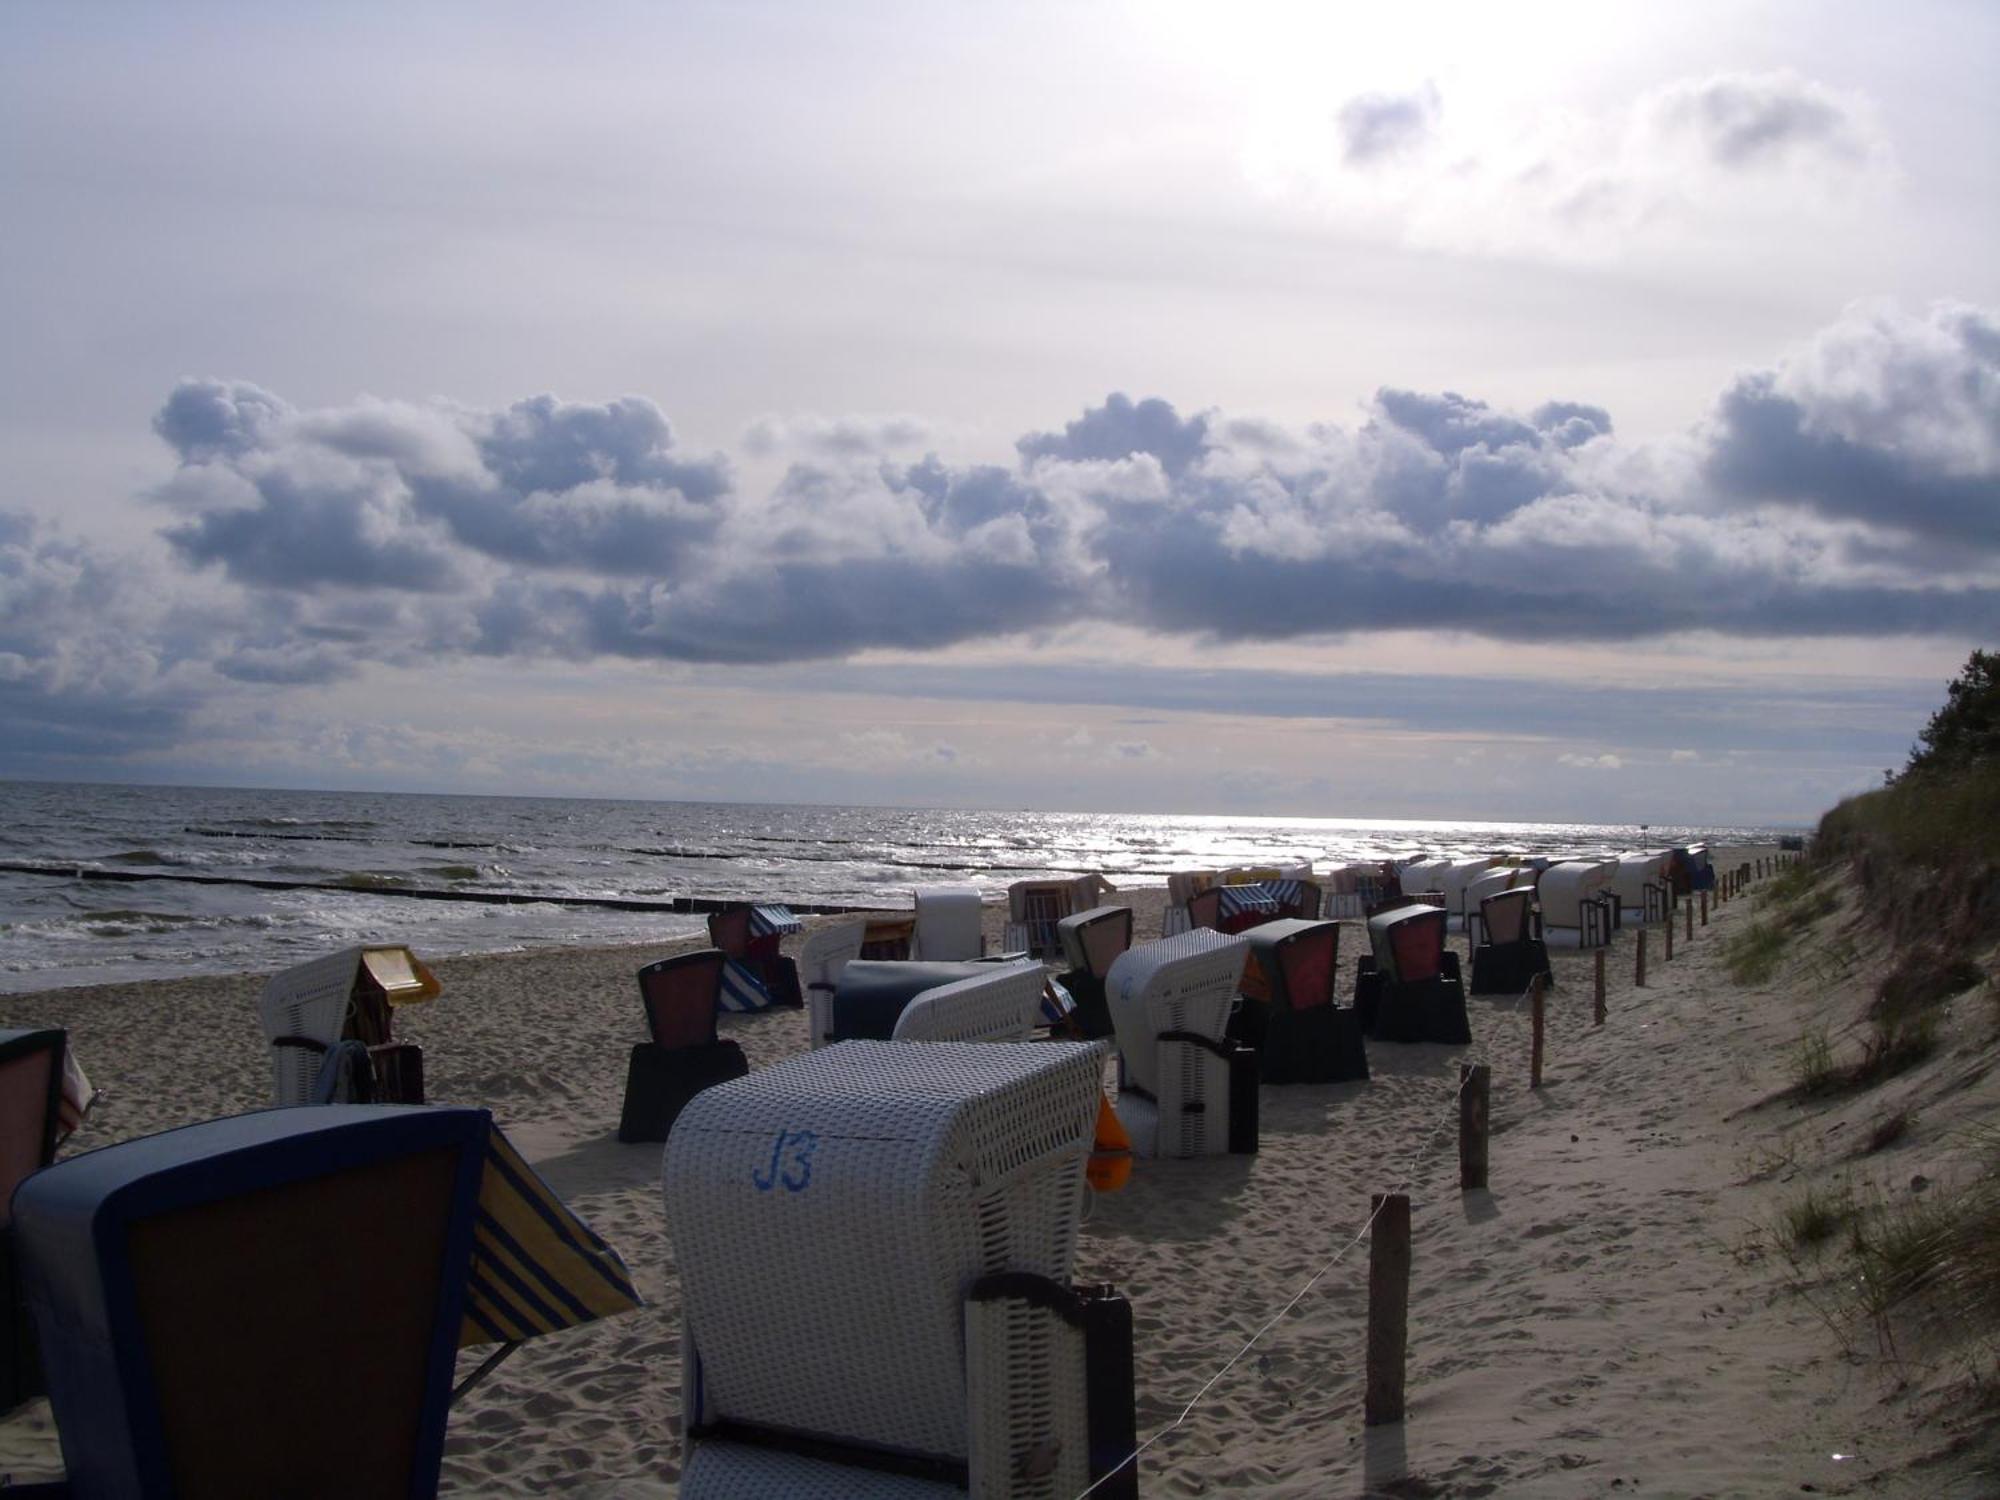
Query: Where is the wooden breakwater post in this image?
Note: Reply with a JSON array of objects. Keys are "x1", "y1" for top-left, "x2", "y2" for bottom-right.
[
  {"x1": 1700, "y1": 889, "x2": 1709, "y2": 926},
  {"x1": 1635, "y1": 928, "x2": 1648, "y2": 987},
  {"x1": 1530, "y1": 974, "x2": 1546, "y2": 1089},
  {"x1": 1664, "y1": 907, "x2": 1674, "y2": 961},
  {"x1": 1366, "y1": 1193, "x2": 1412, "y2": 1426},
  {"x1": 1685, "y1": 896, "x2": 1694, "y2": 943},
  {"x1": 1593, "y1": 948, "x2": 1606, "y2": 1025},
  {"x1": 1459, "y1": 1064, "x2": 1489, "y2": 1189}
]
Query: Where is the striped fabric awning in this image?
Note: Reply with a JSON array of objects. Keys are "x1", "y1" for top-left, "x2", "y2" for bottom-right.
[
  {"x1": 718, "y1": 957, "x2": 777, "y2": 1012},
  {"x1": 748, "y1": 904, "x2": 803, "y2": 938},
  {"x1": 462, "y1": 1127, "x2": 642, "y2": 1348},
  {"x1": 1040, "y1": 976, "x2": 1077, "y2": 1027},
  {"x1": 1216, "y1": 884, "x2": 1281, "y2": 918}
]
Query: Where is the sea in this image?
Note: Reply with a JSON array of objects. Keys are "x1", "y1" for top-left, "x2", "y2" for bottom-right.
[{"x1": 0, "y1": 780, "x2": 1789, "y2": 995}]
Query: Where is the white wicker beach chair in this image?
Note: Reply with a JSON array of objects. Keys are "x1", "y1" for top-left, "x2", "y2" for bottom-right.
[
  {"x1": 890, "y1": 963, "x2": 1046, "y2": 1044},
  {"x1": 666, "y1": 1040, "x2": 1134, "y2": 1499},
  {"x1": 912, "y1": 885, "x2": 985, "y2": 961},
  {"x1": 1104, "y1": 929, "x2": 1253, "y2": 1159},
  {"x1": 1539, "y1": 859, "x2": 1617, "y2": 948},
  {"x1": 1612, "y1": 852, "x2": 1670, "y2": 923},
  {"x1": 801, "y1": 920, "x2": 869, "y2": 1048},
  {"x1": 256, "y1": 946, "x2": 437, "y2": 1106}
]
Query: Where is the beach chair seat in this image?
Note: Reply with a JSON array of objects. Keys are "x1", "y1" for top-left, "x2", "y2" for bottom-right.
[
  {"x1": 619, "y1": 950, "x2": 749, "y2": 1143},
  {"x1": 257, "y1": 945, "x2": 438, "y2": 1107},
  {"x1": 801, "y1": 919, "x2": 869, "y2": 1047},
  {"x1": 1234, "y1": 919, "x2": 1367, "y2": 1084},
  {"x1": 891, "y1": 963, "x2": 1047, "y2": 1043},
  {"x1": 1053, "y1": 905, "x2": 1133, "y2": 1039},
  {"x1": 667, "y1": 1040, "x2": 1135, "y2": 1499},
  {"x1": 1469, "y1": 888, "x2": 1553, "y2": 996},
  {"x1": 1106, "y1": 930, "x2": 1257, "y2": 1158},
  {"x1": 912, "y1": 885, "x2": 985, "y2": 961},
  {"x1": 1354, "y1": 904, "x2": 1471, "y2": 1045},
  {"x1": 708, "y1": 905, "x2": 804, "y2": 1009}
]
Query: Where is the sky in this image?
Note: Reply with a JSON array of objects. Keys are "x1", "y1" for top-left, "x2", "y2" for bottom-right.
[{"x1": 2, "y1": 0, "x2": 1996, "y2": 824}]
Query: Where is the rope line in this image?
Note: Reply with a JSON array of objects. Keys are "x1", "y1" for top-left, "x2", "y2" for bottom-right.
[{"x1": 1073, "y1": 966, "x2": 1547, "y2": 1499}]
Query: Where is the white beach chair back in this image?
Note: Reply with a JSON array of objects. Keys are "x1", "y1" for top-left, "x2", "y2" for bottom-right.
[
  {"x1": 891, "y1": 963, "x2": 1045, "y2": 1043},
  {"x1": 666, "y1": 1040, "x2": 1104, "y2": 1489},
  {"x1": 800, "y1": 920, "x2": 868, "y2": 1048},
  {"x1": 1104, "y1": 929, "x2": 1249, "y2": 1158},
  {"x1": 257, "y1": 948, "x2": 360, "y2": 1106},
  {"x1": 911, "y1": 885, "x2": 984, "y2": 961},
  {"x1": 1539, "y1": 859, "x2": 1616, "y2": 929}
]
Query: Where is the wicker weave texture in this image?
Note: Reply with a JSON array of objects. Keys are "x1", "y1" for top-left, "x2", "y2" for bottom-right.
[
  {"x1": 257, "y1": 949, "x2": 356, "y2": 1105},
  {"x1": 1539, "y1": 860, "x2": 1615, "y2": 928},
  {"x1": 965, "y1": 1295, "x2": 1094, "y2": 1498},
  {"x1": 1104, "y1": 929, "x2": 1247, "y2": 1101},
  {"x1": 665, "y1": 1042, "x2": 1102, "y2": 1461},
  {"x1": 891, "y1": 964, "x2": 1045, "y2": 1043},
  {"x1": 680, "y1": 1442, "x2": 961, "y2": 1498}
]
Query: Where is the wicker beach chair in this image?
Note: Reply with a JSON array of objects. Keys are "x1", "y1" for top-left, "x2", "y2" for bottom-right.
[
  {"x1": 1538, "y1": 859, "x2": 1618, "y2": 948},
  {"x1": 1053, "y1": 905, "x2": 1133, "y2": 1039},
  {"x1": 1353, "y1": 903, "x2": 1471, "y2": 1045},
  {"x1": 666, "y1": 1041, "x2": 1135, "y2": 1499},
  {"x1": 890, "y1": 963, "x2": 1047, "y2": 1044},
  {"x1": 1106, "y1": 929, "x2": 1257, "y2": 1158},
  {"x1": 1233, "y1": 919, "x2": 1367, "y2": 1084},
  {"x1": 258, "y1": 945, "x2": 435, "y2": 1106},
  {"x1": 1612, "y1": 852, "x2": 1671, "y2": 924},
  {"x1": 708, "y1": 905, "x2": 804, "y2": 1009},
  {"x1": 802, "y1": 919, "x2": 869, "y2": 1047},
  {"x1": 912, "y1": 885, "x2": 985, "y2": 961},
  {"x1": 1469, "y1": 888, "x2": 1554, "y2": 996},
  {"x1": 16, "y1": 1105, "x2": 490, "y2": 1499},
  {"x1": 618, "y1": 949, "x2": 750, "y2": 1142}
]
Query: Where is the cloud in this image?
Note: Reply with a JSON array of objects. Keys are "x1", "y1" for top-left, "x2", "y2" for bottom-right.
[
  {"x1": 1644, "y1": 71, "x2": 1877, "y2": 171},
  {"x1": 1335, "y1": 84, "x2": 1441, "y2": 165},
  {"x1": 741, "y1": 412, "x2": 932, "y2": 458},
  {"x1": 1271, "y1": 70, "x2": 1893, "y2": 261},
  {"x1": 3, "y1": 301, "x2": 1992, "y2": 771},
  {"x1": 1016, "y1": 393, "x2": 1210, "y2": 478},
  {"x1": 152, "y1": 384, "x2": 731, "y2": 589},
  {"x1": 1559, "y1": 752, "x2": 1625, "y2": 770},
  {"x1": 1704, "y1": 301, "x2": 2000, "y2": 549}
]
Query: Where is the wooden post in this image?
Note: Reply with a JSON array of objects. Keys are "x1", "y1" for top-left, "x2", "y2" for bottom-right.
[
  {"x1": 1530, "y1": 975, "x2": 1546, "y2": 1088},
  {"x1": 1593, "y1": 948, "x2": 1606, "y2": 1025},
  {"x1": 1366, "y1": 1193, "x2": 1411, "y2": 1426},
  {"x1": 1685, "y1": 896, "x2": 1694, "y2": 942},
  {"x1": 1635, "y1": 928, "x2": 1648, "y2": 987},
  {"x1": 1458, "y1": 1064, "x2": 1489, "y2": 1190},
  {"x1": 1664, "y1": 908, "x2": 1674, "y2": 961}
]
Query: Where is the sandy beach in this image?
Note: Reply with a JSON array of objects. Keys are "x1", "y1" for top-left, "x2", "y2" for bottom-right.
[{"x1": 4, "y1": 847, "x2": 1995, "y2": 1497}]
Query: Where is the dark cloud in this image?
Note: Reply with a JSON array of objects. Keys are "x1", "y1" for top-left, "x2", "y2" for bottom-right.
[
  {"x1": 152, "y1": 382, "x2": 732, "y2": 587},
  {"x1": 1335, "y1": 85, "x2": 1441, "y2": 165},
  {"x1": 1652, "y1": 73, "x2": 1870, "y2": 169},
  {"x1": 1705, "y1": 303, "x2": 2000, "y2": 549},
  {"x1": 153, "y1": 379, "x2": 290, "y2": 462},
  {"x1": 9, "y1": 300, "x2": 1988, "y2": 741},
  {"x1": 1016, "y1": 393, "x2": 1210, "y2": 477}
]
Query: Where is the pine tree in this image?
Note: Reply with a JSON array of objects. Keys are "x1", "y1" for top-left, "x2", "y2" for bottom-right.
[{"x1": 1906, "y1": 649, "x2": 2000, "y2": 777}]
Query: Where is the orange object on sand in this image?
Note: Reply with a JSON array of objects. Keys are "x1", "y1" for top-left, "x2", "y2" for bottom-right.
[{"x1": 1087, "y1": 1092, "x2": 1133, "y2": 1192}]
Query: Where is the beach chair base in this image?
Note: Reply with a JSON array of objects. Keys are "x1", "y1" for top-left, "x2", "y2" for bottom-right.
[
  {"x1": 1469, "y1": 941, "x2": 1553, "y2": 996},
  {"x1": 1255, "y1": 1005, "x2": 1369, "y2": 1084},
  {"x1": 1056, "y1": 970, "x2": 1114, "y2": 1039},
  {"x1": 1355, "y1": 956, "x2": 1471, "y2": 1045},
  {"x1": 368, "y1": 1042, "x2": 425, "y2": 1104},
  {"x1": 617, "y1": 1041, "x2": 748, "y2": 1143}
]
